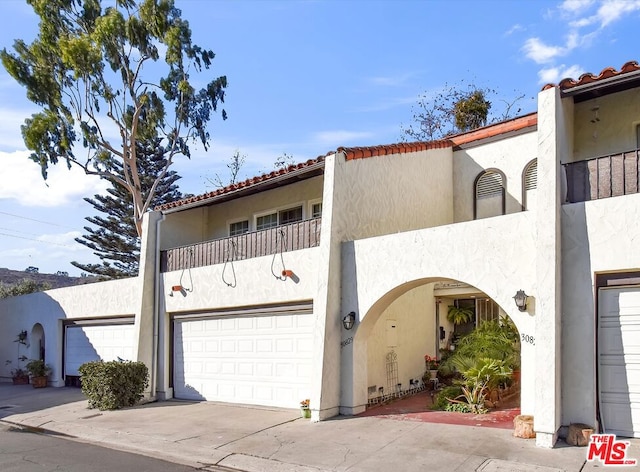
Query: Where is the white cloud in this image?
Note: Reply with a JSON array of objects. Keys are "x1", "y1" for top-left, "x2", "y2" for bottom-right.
[
  {"x1": 0, "y1": 150, "x2": 109, "y2": 207},
  {"x1": 0, "y1": 107, "x2": 37, "y2": 151},
  {"x1": 523, "y1": 37, "x2": 568, "y2": 64},
  {"x1": 560, "y1": 0, "x2": 596, "y2": 13},
  {"x1": 596, "y1": 0, "x2": 640, "y2": 27},
  {"x1": 537, "y1": 64, "x2": 584, "y2": 84},
  {"x1": 566, "y1": 0, "x2": 640, "y2": 28},
  {"x1": 504, "y1": 24, "x2": 524, "y2": 36}
]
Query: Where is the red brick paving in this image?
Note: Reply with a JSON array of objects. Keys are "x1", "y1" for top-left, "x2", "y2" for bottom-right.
[{"x1": 357, "y1": 390, "x2": 520, "y2": 430}]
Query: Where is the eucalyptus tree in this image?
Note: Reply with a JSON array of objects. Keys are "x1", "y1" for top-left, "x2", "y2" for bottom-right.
[
  {"x1": 72, "y1": 138, "x2": 183, "y2": 279},
  {"x1": 1, "y1": 0, "x2": 227, "y2": 236}
]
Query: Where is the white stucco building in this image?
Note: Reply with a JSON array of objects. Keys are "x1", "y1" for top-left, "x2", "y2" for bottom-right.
[{"x1": 2, "y1": 60, "x2": 640, "y2": 448}]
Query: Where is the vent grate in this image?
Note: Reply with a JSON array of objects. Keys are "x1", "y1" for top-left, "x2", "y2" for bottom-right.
[
  {"x1": 524, "y1": 160, "x2": 538, "y2": 190},
  {"x1": 476, "y1": 171, "x2": 504, "y2": 199}
]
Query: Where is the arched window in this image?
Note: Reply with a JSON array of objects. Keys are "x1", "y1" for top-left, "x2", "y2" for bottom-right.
[
  {"x1": 522, "y1": 159, "x2": 538, "y2": 211},
  {"x1": 474, "y1": 169, "x2": 506, "y2": 219}
]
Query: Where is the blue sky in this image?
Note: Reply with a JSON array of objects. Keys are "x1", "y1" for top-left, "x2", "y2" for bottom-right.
[{"x1": 0, "y1": 0, "x2": 638, "y2": 276}]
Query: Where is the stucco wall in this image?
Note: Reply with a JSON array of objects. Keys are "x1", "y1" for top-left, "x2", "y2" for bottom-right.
[
  {"x1": 338, "y1": 148, "x2": 454, "y2": 240},
  {"x1": 0, "y1": 278, "x2": 139, "y2": 385},
  {"x1": 573, "y1": 88, "x2": 640, "y2": 161},
  {"x1": 366, "y1": 285, "x2": 434, "y2": 396},
  {"x1": 561, "y1": 192, "x2": 640, "y2": 427},
  {"x1": 204, "y1": 176, "x2": 324, "y2": 240},
  {"x1": 160, "y1": 206, "x2": 208, "y2": 250},
  {"x1": 340, "y1": 211, "x2": 537, "y2": 415},
  {"x1": 159, "y1": 177, "x2": 324, "y2": 250},
  {"x1": 160, "y1": 247, "x2": 319, "y2": 312},
  {"x1": 453, "y1": 131, "x2": 538, "y2": 223}
]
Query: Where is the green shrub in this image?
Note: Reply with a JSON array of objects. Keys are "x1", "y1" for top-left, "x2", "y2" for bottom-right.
[
  {"x1": 431, "y1": 385, "x2": 463, "y2": 410},
  {"x1": 79, "y1": 360, "x2": 149, "y2": 410},
  {"x1": 445, "y1": 402, "x2": 480, "y2": 413}
]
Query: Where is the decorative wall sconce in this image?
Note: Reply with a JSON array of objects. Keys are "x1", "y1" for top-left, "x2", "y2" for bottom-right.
[
  {"x1": 513, "y1": 290, "x2": 529, "y2": 312},
  {"x1": 342, "y1": 311, "x2": 356, "y2": 330}
]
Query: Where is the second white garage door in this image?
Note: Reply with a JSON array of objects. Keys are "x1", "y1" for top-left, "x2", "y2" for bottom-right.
[
  {"x1": 599, "y1": 286, "x2": 640, "y2": 438},
  {"x1": 64, "y1": 320, "x2": 136, "y2": 377},
  {"x1": 173, "y1": 305, "x2": 313, "y2": 408}
]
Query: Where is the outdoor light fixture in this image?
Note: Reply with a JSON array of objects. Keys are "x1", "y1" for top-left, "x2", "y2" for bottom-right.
[
  {"x1": 343, "y1": 311, "x2": 356, "y2": 330},
  {"x1": 513, "y1": 290, "x2": 529, "y2": 312}
]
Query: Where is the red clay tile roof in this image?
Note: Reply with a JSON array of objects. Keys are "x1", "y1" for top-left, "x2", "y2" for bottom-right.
[
  {"x1": 448, "y1": 112, "x2": 537, "y2": 146},
  {"x1": 155, "y1": 156, "x2": 325, "y2": 212},
  {"x1": 542, "y1": 60, "x2": 640, "y2": 91},
  {"x1": 338, "y1": 140, "x2": 452, "y2": 161},
  {"x1": 158, "y1": 112, "x2": 538, "y2": 212},
  {"x1": 338, "y1": 113, "x2": 537, "y2": 159}
]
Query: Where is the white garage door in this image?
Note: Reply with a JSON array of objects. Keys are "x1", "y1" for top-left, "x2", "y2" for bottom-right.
[
  {"x1": 64, "y1": 321, "x2": 136, "y2": 376},
  {"x1": 599, "y1": 287, "x2": 640, "y2": 437},
  {"x1": 173, "y1": 304, "x2": 313, "y2": 408}
]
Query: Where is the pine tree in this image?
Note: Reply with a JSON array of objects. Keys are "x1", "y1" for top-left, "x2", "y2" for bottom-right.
[{"x1": 72, "y1": 139, "x2": 183, "y2": 279}]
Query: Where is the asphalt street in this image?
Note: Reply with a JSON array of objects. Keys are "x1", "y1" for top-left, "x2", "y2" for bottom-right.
[{"x1": 0, "y1": 423, "x2": 214, "y2": 472}]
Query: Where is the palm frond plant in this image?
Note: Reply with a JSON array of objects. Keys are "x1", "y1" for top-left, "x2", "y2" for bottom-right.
[
  {"x1": 449, "y1": 358, "x2": 512, "y2": 413},
  {"x1": 447, "y1": 303, "x2": 474, "y2": 325}
]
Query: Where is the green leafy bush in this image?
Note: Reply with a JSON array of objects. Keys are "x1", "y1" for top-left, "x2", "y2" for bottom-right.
[
  {"x1": 431, "y1": 385, "x2": 463, "y2": 410},
  {"x1": 445, "y1": 402, "x2": 478, "y2": 413},
  {"x1": 79, "y1": 360, "x2": 149, "y2": 410}
]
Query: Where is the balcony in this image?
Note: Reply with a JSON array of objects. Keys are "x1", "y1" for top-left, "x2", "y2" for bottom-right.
[
  {"x1": 160, "y1": 217, "x2": 321, "y2": 273},
  {"x1": 564, "y1": 150, "x2": 640, "y2": 203}
]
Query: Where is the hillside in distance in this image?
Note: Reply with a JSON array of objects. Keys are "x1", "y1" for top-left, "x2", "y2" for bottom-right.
[{"x1": 0, "y1": 267, "x2": 98, "y2": 290}]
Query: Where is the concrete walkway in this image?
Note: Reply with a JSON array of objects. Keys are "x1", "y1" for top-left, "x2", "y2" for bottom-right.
[{"x1": 0, "y1": 384, "x2": 637, "y2": 471}]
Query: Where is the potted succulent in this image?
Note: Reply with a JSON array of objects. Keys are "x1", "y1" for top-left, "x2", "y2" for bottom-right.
[
  {"x1": 6, "y1": 330, "x2": 29, "y2": 385},
  {"x1": 25, "y1": 359, "x2": 52, "y2": 388},
  {"x1": 300, "y1": 399, "x2": 311, "y2": 418}
]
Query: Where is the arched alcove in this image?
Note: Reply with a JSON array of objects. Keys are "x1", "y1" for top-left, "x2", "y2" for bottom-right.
[{"x1": 30, "y1": 323, "x2": 45, "y2": 362}]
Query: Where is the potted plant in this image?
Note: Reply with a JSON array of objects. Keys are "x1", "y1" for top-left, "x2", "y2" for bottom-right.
[
  {"x1": 300, "y1": 399, "x2": 311, "y2": 418},
  {"x1": 6, "y1": 330, "x2": 29, "y2": 385},
  {"x1": 447, "y1": 303, "x2": 474, "y2": 325},
  {"x1": 424, "y1": 354, "x2": 439, "y2": 379},
  {"x1": 7, "y1": 364, "x2": 29, "y2": 385},
  {"x1": 25, "y1": 359, "x2": 52, "y2": 388}
]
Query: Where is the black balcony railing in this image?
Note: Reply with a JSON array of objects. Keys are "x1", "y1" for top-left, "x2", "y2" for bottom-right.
[
  {"x1": 160, "y1": 217, "x2": 321, "y2": 273},
  {"x1": 563, "y1": 150, "x2": 640, "y2": 203}
]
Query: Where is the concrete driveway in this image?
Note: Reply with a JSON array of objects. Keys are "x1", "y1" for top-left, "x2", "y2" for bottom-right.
[{"x1": 0, "y1": 383, "x2": 636, "y2": 471}]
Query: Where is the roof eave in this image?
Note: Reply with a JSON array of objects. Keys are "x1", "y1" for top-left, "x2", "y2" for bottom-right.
[
  {"x1": 561, "y1": 69, "x2": 640, "y2": 101},
  {"x1": 160, "y1": 161, "x2": 325, "y2": 215}
]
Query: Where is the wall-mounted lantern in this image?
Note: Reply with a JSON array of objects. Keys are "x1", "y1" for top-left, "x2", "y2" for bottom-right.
[
  {"x1": 342, "y1": 311, "x2": 356, "y2": 330},
  {"x1": 513, "y1": 290, "x2": 529, "y2": 312}
]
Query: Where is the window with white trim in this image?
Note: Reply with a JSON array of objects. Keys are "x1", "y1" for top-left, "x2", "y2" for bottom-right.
[
  {"x1": 279, "y1": 206, "x2": 303, "y2": 225},
  {"x1": 256, "y1": 213, "x2": 278, "y2": 231},
  {"x1": 229, "y1": 220, "x2": 249, "y2": 236},
  {"x1": 311, "y1": 202, "x2": 322, "y2": 218}
]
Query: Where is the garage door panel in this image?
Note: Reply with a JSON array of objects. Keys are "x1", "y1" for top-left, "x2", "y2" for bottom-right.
[
  {"x1": 174, "y1": 311, "x2": 313, "y2": 407},
  {"x1": 599, "y1": 287, "x2": 640, "y2": 438},
  {"x1": 64, "y1": 323, "x2": 135, "y2": 377}
]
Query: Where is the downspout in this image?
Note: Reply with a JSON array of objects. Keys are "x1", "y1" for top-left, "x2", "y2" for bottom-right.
[{"x1": 150, "y1": 212, "x2": 165, "y2": 399}]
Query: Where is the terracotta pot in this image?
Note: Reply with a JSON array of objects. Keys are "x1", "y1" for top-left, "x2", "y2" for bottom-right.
[
  {"x1": 12, "y1": 375, "x2": 29, "y2": 385},
  {"x1": 31, "y1": 376, "x2": 48, "y2": 388}
]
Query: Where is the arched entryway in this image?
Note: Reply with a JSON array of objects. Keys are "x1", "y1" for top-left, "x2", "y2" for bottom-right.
[
  {"x1": 341, "y1": 276, "x2": 531, "y2": 421},
  {"x1": 30, "y1": 323, "x2": 45, "y2": 362}
]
